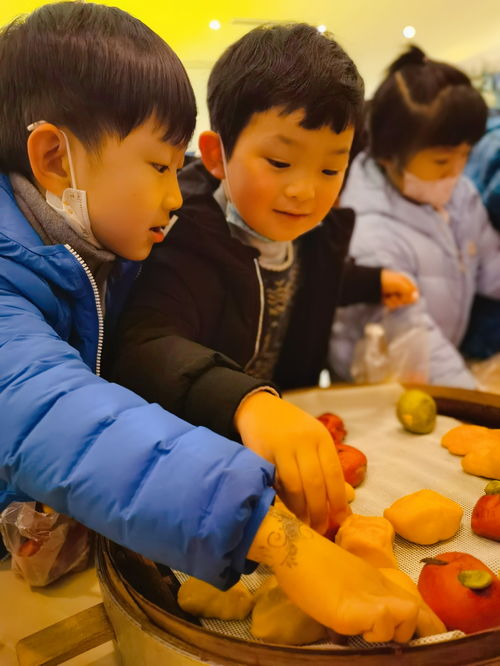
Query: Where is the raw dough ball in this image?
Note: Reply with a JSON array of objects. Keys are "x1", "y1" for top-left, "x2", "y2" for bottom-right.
[
  {"x1": 441, "y1": 424, "x2": 499, "y2": 456},
  {"x1": 251, "y1": 577, "x2": 327, "y2": 645},
  {"x1": 335, "y1": 514, "x2": 398, "y2": 568},
  {"x1": 345, "y1": 482, "x2": 355, "y2": 503},
  {"x1": 177, "y1": 577, "x2": 253, "y2": 620},
  {"x1": 462, "y1": 441, "x2": 500, "y2": 480},
  {"x1": 384, "y1": 489, "x2": 463, "y2": 545}
]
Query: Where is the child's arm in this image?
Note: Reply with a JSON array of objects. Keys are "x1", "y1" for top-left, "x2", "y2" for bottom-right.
[
  {"x1": 234, "y1": 391, "x2": 350, "y2": 534},
  {"x1": 248, "y1": 502, "x2": 435, "y2": 642},
  {"x1": 338, "y1": 261, "x2": 418, "y2": 310},
  {"x1": 0, "y1": 281, "x2": 278, "y2": 589},
  {"x1": 111, "y1": 268, "x2": 279, "y2": 441},
  {"x1": 113, "y1": 257, "x2": 349, "y2": 533}
]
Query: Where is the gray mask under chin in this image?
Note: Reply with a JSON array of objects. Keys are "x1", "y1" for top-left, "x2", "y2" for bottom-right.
[{"x1": 225, "y1": 200, "x2": 274, "y2": 243}]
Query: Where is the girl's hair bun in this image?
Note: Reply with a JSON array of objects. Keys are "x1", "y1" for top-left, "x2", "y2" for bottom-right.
[{"x1": 388, "y1": 45, "x2": 427, "y2": 75}]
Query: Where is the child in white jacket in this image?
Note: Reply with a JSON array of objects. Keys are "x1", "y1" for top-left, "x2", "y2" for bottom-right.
[{"x1": 331, "y1": 46, "x2": 499, "y2": 389}]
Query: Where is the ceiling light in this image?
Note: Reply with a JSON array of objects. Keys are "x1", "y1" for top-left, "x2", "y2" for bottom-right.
[
  {"x1": 209, "y1": 19, "x2": 221, "y2": 30},
  {"x1": 403, "y1": 25, "x2": 416, "y2": 39},
  {"x1": 317, "y1": 24, "x2": 327, "y2": 33}
]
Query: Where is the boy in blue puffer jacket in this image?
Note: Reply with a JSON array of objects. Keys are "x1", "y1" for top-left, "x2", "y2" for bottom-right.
[{"x1": 0, "y1": 1, "x2": 427, "y2": 642}]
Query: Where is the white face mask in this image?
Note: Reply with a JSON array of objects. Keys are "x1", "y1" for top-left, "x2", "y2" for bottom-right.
[
  {"x1": 402, "y1": 170, "x2": 459, "y2": 210},
  {"x1": 27, "y1": 120, "x2": 102, "y2": 248},
  {"x1": 219, "y1": 139, "x2": 274, "y2": 243}
]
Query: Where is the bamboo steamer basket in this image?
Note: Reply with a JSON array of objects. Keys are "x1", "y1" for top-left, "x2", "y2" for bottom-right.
[{"x1": 16, "y1": 385, "x2": 500, "y2": 666}]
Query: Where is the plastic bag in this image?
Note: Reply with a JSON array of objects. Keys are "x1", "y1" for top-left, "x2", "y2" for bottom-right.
[
  {"x1": 0, "y1": 502, "x2": 92, "y2": 586},
  {"x1": 351, "y1": 323, "x2": 392, "y2": 383},
  {"x1": 351, "y1": 314, "x2": 429, "y2": 384}
]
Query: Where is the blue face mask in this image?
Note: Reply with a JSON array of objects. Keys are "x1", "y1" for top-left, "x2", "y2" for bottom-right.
[
  {"x1": 219, "y1": 139, "x2": 274, "y2": 243},
  {"x1": 225, "y1": 200, "x2": 275, "y2": 243}
]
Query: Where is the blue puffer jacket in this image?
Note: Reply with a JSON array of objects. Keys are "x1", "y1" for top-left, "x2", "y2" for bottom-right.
[
  {"x1": 0, "y1": 174, "x2": 275, "y2": 588},
  {"x1": 330, "y1": 153, "x2": 500, "y2": 388},
  {"x1": 466, "y1": 115, "x2": 500, "y2": 230},
  {"x1": 461, "y1": 115, "x2": 500, "y2": 359}
]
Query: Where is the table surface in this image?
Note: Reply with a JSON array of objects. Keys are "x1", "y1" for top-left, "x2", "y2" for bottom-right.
[
  {"x1": 1, "y1": 383, "x2": 499, "y2": 664},
  {"x1": 0, "y1": 558, "x2": 119, "y2": 666}
]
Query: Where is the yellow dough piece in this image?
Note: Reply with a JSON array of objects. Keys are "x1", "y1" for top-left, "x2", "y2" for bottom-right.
[
  {"x1": 441, "y1": 424, "x2": 500, "y2": 456},
  {"x1": 253, "y1": 574, "x2": 279, "y2": 600},
  {"x1": 251, "y1": 578, "x2": 327, "y2": 645},
  {"x1": 345, "y1": 482, "x2": 355, "y2": 503},
  {"x1": 462, "y1": 441, "x2": 500, "y2": 480},
  {"x1": 378, "y1": 568, "x2": 446, "y2": 637},
  {"x1": 383, "y1": 489, "x2": 463, "y2": 545},
  {"x1": 177, "y1": 577, "x2": 254, "y2": 620},
  {"x1": 335, "y1": 514, "x2": 398, "y2": 568}
]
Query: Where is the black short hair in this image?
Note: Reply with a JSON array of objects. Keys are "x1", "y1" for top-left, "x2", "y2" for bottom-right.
[
  {"x1": 0, "y1": 2, "x2": 196, "y2": 178},
  {"x1": 369, "y1": 45, "x2": 487, "y2": 167},
  {"x1": 207, "y1": 23, "x2": 364, "y2": 158}
]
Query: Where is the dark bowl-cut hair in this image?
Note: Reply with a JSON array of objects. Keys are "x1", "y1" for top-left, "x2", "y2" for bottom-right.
[
  {"x1": 369, "y1": 45, "x2": 487, "y2": 168},
  {"x1": 207, "y1": 23, "x2": 364, "y2": 158},
  {"x1": 0, "y1": 2, "x2": 197, "y2": 178}
]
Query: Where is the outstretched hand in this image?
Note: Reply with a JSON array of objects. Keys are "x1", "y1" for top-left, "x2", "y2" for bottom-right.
[
  {"x1": 234, "y1": 392, "x2": 350, "y2": 534},
  {"x1": 248, "y1": 503, "x2": 425, "y2": 643}
]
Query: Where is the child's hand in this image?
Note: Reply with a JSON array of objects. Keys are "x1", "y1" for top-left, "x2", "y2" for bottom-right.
[
  {"x1": 234, "y1": 392, "x2": 350, "y2": 534},
  {"x1": 381, "y1": 269, "x2": 419, "y2": 310},
  {"x1": 248, "y1": 504, "x2": 423, "y2": 643}
]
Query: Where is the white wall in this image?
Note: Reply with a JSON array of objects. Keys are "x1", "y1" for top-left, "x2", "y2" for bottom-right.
[{"x1": 185, "y1": 66, "x2": 212, "y2": 155}]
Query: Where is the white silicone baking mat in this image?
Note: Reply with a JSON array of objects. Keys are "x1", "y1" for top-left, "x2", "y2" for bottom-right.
[{"x1": 176, "y1": 383, "x2": 500, "y2": 650}]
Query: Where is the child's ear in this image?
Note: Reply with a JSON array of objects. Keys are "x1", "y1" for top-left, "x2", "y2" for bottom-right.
[
  {"x1": 198, "y1": 131, "x2": 225, "y2": 180},
  {"x1": 27, "y1": 123, "x2": 72, "y2": 196}
]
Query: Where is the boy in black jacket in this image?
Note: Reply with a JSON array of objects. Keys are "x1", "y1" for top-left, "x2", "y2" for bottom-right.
[{"x1": 111, "y1": 24, "x2": 416, "y2": 532}]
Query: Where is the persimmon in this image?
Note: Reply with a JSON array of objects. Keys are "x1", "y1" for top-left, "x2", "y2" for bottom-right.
[
  {"x1": 316, "y1": 413, "x2": 366, "y2": 486},
  {"x1": 317, "y1": 412, "x2": 347, "y2": 444},
  {"x1": 417, "y1": 551, "x2": 500, "y2": 633},
  {"x1": 335, "y1": 442, "x2": 367, "y2": 488},
  {"x1": 471, "y1": 480, "x2": 500, "y2": 541},
  {"x1": 17, "y1": 539, "x2": 41, "y2": 557}
]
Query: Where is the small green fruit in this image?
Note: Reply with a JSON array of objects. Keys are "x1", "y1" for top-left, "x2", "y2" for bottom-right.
[{"x1": 396, "y1": 389, "x2": 437, "y2": 434}]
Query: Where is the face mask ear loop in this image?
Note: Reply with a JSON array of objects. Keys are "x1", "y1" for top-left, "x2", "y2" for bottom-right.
[
  {"x1": 219, "y1": 138, "x2": 233, "y2": 203},
  {"x1": 58, "y1": 130, "x2": 78, "y2": 190},
  {"x1": 26, "y1": 121, "x2": 78, "y2": 190}
]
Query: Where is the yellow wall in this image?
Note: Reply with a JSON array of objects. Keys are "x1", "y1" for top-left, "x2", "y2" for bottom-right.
[{"x1": 2, "y1": 1, "x2": 499, "y2": 149}]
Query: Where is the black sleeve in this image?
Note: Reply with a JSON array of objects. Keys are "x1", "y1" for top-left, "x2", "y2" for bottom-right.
[
  {"x1": 110, "y1": 254, "x2": 278, "y2": 441},
  {"x1": 338, "y1": 259, "x2": 382, "y2": 306}
]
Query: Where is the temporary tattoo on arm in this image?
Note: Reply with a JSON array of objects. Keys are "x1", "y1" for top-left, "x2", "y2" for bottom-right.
[{"x1": 267, "y1": 507, "x2": 312, "y2": 568}]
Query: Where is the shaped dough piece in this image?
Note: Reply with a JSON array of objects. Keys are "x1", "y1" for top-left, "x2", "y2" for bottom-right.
[
  {"x1": 345, "y1": 482, "x2": 355, "y2": 503},
  {"x1": 462, "y1": 441, "x2": 500, "y2": 480},
  {"x1": 441, "y1": 425, "x2": 490, "y2": 456},
  {"x1": 177, "y1": 577, "x2": 254, "y2": 620},
  {"x1": 384, "y1": 489, "x2": 463, "y2": 545},
  {"x1": 335, "y1": 514, "x2": 398, "y2": 568},
  {"x1": 251, "y1": 579, "x2": 327, "y2": 645},
  {"x1": 441, "y1": 425, "x2": 497, "y2": 456}
]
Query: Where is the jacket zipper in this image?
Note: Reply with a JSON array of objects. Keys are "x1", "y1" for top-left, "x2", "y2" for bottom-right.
[
  {"x1": 64, "y1": 244, "x2": 104, "y2": 376},
  {"x1": 244, "y1": 258, "x2": 265, "y2": 371}
]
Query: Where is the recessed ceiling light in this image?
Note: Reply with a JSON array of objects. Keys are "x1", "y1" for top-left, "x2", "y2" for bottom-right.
[
  {"x1": 209, "y1": 19, "x2": 221, "y2": 30},
  {"x1": 317, "y1": 24, "x2": 327, "y2": 33},
  {"x1": 403, "y1": 25, "x2": 416, "y2": 39}
]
